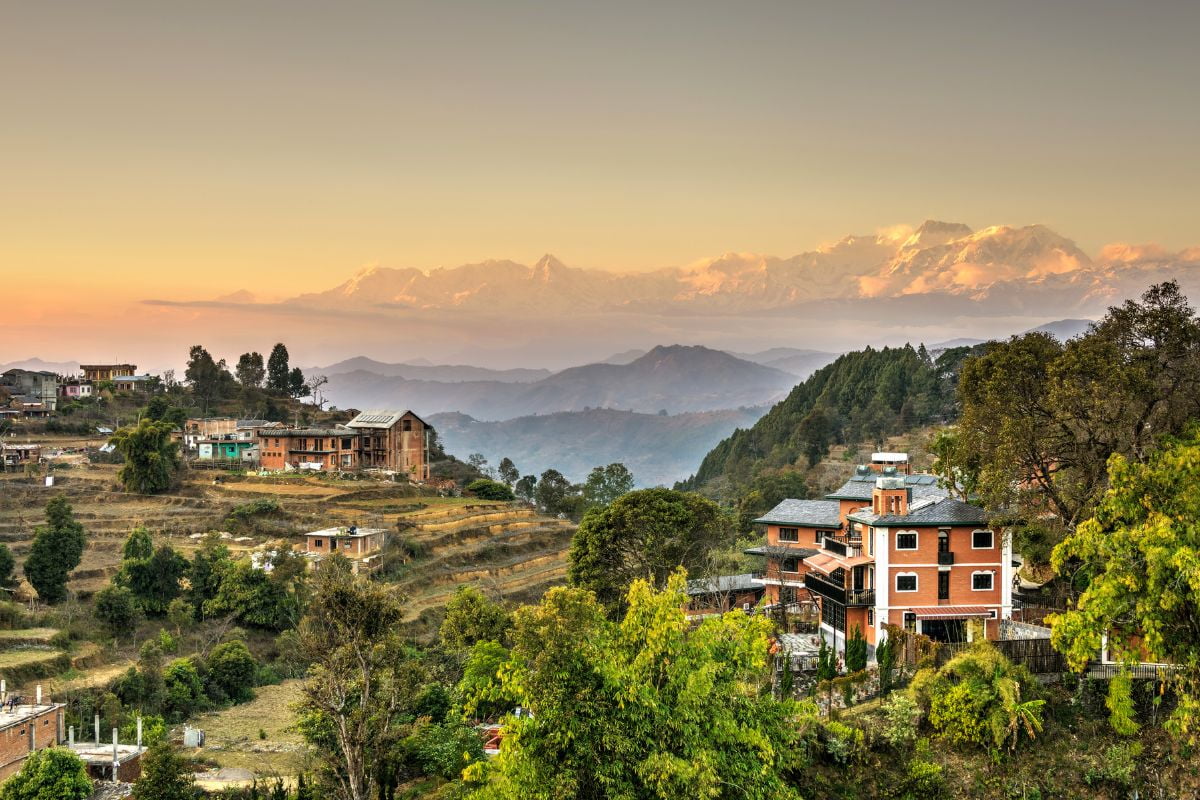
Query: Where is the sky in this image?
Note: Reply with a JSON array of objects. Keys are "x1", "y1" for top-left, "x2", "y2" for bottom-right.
[{"x1": 2, "y1": 0, "x2": 1198, "y2": 365}]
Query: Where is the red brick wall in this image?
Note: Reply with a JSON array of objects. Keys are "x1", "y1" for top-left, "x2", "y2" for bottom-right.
[{"x1": 0, "y1": 707, "x2": 62, "y2": 780}]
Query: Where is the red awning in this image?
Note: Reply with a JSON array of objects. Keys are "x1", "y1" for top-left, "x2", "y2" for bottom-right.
[
  {"x1": 803, "y1": 554, "x2": 837, "y2": 575},
  {"x1": 911, "y1": 606, "x2": 994, "y2": 619}
]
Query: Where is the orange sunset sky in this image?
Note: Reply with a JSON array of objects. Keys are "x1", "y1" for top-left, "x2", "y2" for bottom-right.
[{"x1": 2, "y1": 1, "x2": 1198, "y2": 366}]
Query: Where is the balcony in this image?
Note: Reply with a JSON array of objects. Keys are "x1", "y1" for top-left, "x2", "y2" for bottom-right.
[
  {"x1": 938, "y1": 551, "x2": 955, "y2": 565},
  {"x1": 802, "y1": 570, "x2": 875, "y2": 607},
  {"x1": 821, "y1": 534, "x2": 863, "y2": 559}
]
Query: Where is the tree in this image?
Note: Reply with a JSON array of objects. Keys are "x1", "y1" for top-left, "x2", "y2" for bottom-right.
[
  {"x1": 142, "y1": 395, "x2": 187, "y2": 427},
  {"x1": 161, "y1": 658, "x2": 206, "y2": 722},
  {"x1": 123, "y1": 527, "x2": 154, "y2": 561},
  {"x1": 1049, "y1": 427, "x2": 1200, "y2": 741},
  {"x1": 206, "y1": 639, "x2": 258, "y2": 703},
  {"x1": 0, "y1": 748, "x2": 91, "y2": 800},
  {"x1": 845, "y1": 625, "x2": 867, "y2": 673},
  {"x1": 533, "y1": 469, "x2": 575, "y2": 516},
  {"x1": 466, "y1": 479, "x2": 515, "y2": 501},
  {"x1": 296, "y1": 557, "x2": 427, "y2": 800},
  {"x1": 266, "y1": 343, "x2": 290, "y2": 393},
  {"x1": 288, "y1": 367, "x2": 307, "y2": 398},
  {"x1": 110, "y1": 419, "x2": 181, "y2": 494},
  {"x1": 497, "y1": 458, "x2": 520, "y2": 487},
  {"x1": 467, "y1": 572, "x2": 808, "y2": 799},
  {"x1": 131, "y1": 742, "x2": 194, "y2": 800},
  {"x1": 184, "y1": 345, "x2": 235, "y2": 410},
  {"x1": 514, "y1": 475, "x2": 537, "y2": 503},
  {"x1": 457, "y1": 640, "x2": 518, "y2": 720},
  {"x1": 439, "y1": 586, "x2": 511, "y2": 652},
  {"x1": 204, "y1": 553, "x2": 307, "y2": 631},
  {"x1": 95, "y1": 584, "x2": 140, "y2": 636},
  {"x1": 567, "y1": 488, "x2": 733, "y2": 611},
  {"x1": 166, "y1": 597, "x2": 193, "y2": 636},
  {"x1": 580, "y1": 462, "x2": 634, "y2": 510},
  {"x1": 24, "y1": 496, "x2": 87, "y2": 604},
  {"x1": 118, "y1": 543, "x2": 188, "y2": 616},
  {"x1": 235, "y1": 351, "x2": 266, "y2": 389},
  {"x1": 0, "y1": 543, "x2": 15, "y2": 590},
  {"x1": 187, "y1": 533, "x2": 232, "y2": 616}
]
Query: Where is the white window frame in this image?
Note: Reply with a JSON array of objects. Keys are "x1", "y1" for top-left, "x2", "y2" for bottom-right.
[
  {"x1": 971, "y1": 529, "x2": 994, "y2": 549},
  {"x1": 895, "y1": 529, "x2": 919, "y2": 551},
  {"x1": 971, "y1": 571, "x2": 994, "y2": 591},
  {"x1": 895, "y1": 572, "x2": 919, "y2": 592}
]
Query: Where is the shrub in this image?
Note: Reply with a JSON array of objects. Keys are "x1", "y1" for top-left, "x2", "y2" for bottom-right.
[
  {"x1": 206, "y1": 640, "x2": 258, "y2": 703},
  {"x1": 132, "y1": 741, "x2": 194, "y2": 800},
  {"x1": 405, "y1": 719, "x2": 486, "y2": 780},
  {"x1": 161, "y1": 658, "x2": 206, "y2": 722},
  {"x1": 821, "y1": 720, "x2": 864, "y2": 765},
  {"x1": 845, "y1": 625, "x2": 867, "y2": 672},
  {"x1": 880, "y1": 693, "x2": 921, "y2": 749},
  {"x1": 95, "y1": 585, "x2": 141, "y2": 636},
  {"x1": 895, "y1": 760, "x2": 945, "y2": 799},
  {"x1": 0, "y1": 748, "x2": 91, "y2": 800},
  {"x1": 465, "y1": 479, "x2": 515, "y2": 501}
]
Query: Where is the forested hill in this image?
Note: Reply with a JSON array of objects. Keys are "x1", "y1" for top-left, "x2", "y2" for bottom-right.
[{"x1": 681, "y1": 343, "x2": 980, "y2": 494}]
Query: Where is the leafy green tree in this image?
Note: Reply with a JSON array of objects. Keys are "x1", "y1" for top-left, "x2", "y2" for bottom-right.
[
  {"x1": 142, "y1": 395, "x2": 188, "y2": 427},
  {"x1": 405, "y1": 719, "x2": 486, "y2": 781},
  {"x1": 567, "y1": 488, "x2": 732, "y2": 611},
  {"x1": 184, "y1": 345, "x2": 235, "y2": 410},
  {"x1": 266, "y1": 343, "x2": 290, "y2": 393},
  {"x1": 118, "y1": 543, "x2": 188, "y2": 616},
  {"x1": 205, "y1": 640, "x2": 258, "y2": 703},
  {"x1": 235, "y1": 351, "x2": 266, "y2": 388},
  {"x1": 467, "y1": 572, "x2": 808, "y2": 800},
  {"x1": 0, "y1": 543, "x2": 14, "y2": 590},
  {"x1": 111, "y1": 419, "x2": 181, "y2": 494},
  {"x1": 581, "y1": 462, "x2": 634, "y2": 510},
  {"x1": 95, "y1": 584, "x2": 140, "y2": 636},
  {"x1": 466, "y1": 479, "x2": 515, "y2": 501},
  {"x1": 497, "y1": 457, "x2": 520, "y2": 487},
  {"x1": 187, "y1": 533, "x2": 232, "y2": 616},
  {"x1": 909, "y1": 642, "x2": 1044, "y2": 754},
  {"x1": 166, "y1": 597, "x2": 193, "y2": 636},
  {"x1": 23, "y1": 496, "x2": 87, "y2": 603},
  {"x1": 161, "y1": 657, "x2": 206, "y2": 722},
  {"x1": 439, "y1": 586, "x2": 511, "y2": 652},
  {"x1": 296, "y1": 556, "x2": 427, "y2": 800},
  {"x1": 287, "y1": 367, "x2": 307, "y2": 398},
  {"x1": 513, "y1": 475, "x2": 537, "y2": 503},
  {"x1": 533, "y1": 469, "x2": 574, "y2": 516},
  {"x1": 0, "y1": 748, "x2": 91, "y2": 800},
  {"x1": 123, "y1": 527, "x2": 154, "y2": 561},
  {"x1": 204, "y1": 553, "x2": 307, "y2": 631},
  {"x1": 457, "y1": 640, "x2": 517, "y2": 720},
  {"x1": 1049, "y1": 427, "x2": 1200, "y2": 741},
  {"x1": 132, "y1": 741, "x2": 194, "y2": 800}
]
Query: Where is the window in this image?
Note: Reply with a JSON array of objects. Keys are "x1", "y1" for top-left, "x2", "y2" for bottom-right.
[
  {"x1": 903, "y1": 611, "x2": 917, "y2": 633},
  {"x1": 403, "y1": 419, "x2": 412, "y2": 431},
  {"x1": 896, "y1": 530, "x2": 918, "y2": 550},
  {"x1": 972, "y1": 529, "x2": 994, "y2": 549},
  {"x1": 815, "y1": 529, "x2": 830, "y2": 545},
  {"x1": 867, "y1": 608, "x2": 874, "y2": 626},
  {"x1": 824, "y1": 600, "x2": 846, "y2": 632},
  {"x1": 895, "y1": 573, "x2": 918, "y2": 592},
  {"x1": 778, "y1": 527, "x2": 799, "y2": 543},
  {"x1": 314, "y1": 539, "x2": 323, "y2": 548},
  {"x1": 781, "y1": 557, "x2": 800, "y2": 573},
  {"x1": 780, "y1": 586, "x2": 797, "y2": 604},
  {"x1": 342, "y1": 438, "x2": 352, "y2": 449},
  {"x1": 972, "y1": 572, "x2": 994, "y2": 591}
]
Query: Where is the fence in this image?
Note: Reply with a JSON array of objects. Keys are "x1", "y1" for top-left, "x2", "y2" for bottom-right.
[{"x1": 933, "y1": 637, "x2": 1067, "y2": 673}]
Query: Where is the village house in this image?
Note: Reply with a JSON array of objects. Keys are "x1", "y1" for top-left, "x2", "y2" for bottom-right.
[
  {"x1": 0, "y1": 685, "x2": 66, "y2": 781},
  {"x1": 345, "y1": 410, "x2": 431, "y2": 479},
  {"x1": 111, "y1": 374, "x2": 156, "y2": 393},
  {"x1": 58, "y1": 379, "x2": 93, "y2": 400},
  {"x1": 257, "y1": 427, "x2": 363, "y2": 471},
  {"x1": 80, "y1": 364, "x2": 137, "y2": 382},
  {"x1": 1, "y1": 444, "x2": 41, "y2": 471},
  {"x1": 685, "y1": 573, "x2": 766, "y2": 617},
  {"x1": 186, "y1": 418, "x2": 277, "y2": 455},
  {"x1": 749, "y1": 453, "x2": 1012, "y2": 660},
  {"x1": 0, "y1": 370, "x2": 59, "y2": 412},
  {"x1": 304, "y1": 525, "x2": 387, "y2": 574}
]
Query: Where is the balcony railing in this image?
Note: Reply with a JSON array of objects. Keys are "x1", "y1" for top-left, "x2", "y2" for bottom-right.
[
  {"x1": 802, "y1": 571, "x2": 875, "y2": 607},
  {"x1": 938, "y1": 551, "x2": 955, "y2": 565},
  {"x1": 821, "y1": 534, "x2": 863, "y2": 559}
]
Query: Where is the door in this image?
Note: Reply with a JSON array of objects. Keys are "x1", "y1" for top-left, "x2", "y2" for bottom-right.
[
  {"x1": 938, "y1": 570, "x2": 950, "y2": 601},
  {"x1": 938, "y1": 530, "x2": 949, "y2": 553}
]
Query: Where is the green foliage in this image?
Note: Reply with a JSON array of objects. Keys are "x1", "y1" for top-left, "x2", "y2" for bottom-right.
[
  {"x1": 132, "y1": 742, "x2": 195, "y2": 800},
  {"x1": 820, "y1": 720, "x2": 864, "y2": 765},
  {"x1": 466, "y1": 479, "x2": 516, "y2": 501},
  {"x1": 893, "y1": 759, "x2": 945, "y2": 800},
  {"x1": 161, "y1": 658, "x2": 206, "y2": 722},
  {"x1": 95, "y1": 584, "x2": 140, "y2": 635},
  {"x1": 122, "y1": 714, "x2": 167, "y2": 748},
  {"x1": 1104, "y1": 672, "x2": 1141, "y2": 737},
  {"x1": 513, "y1": 474, "x2": 537, "y2": 502},
  {"x1": 204, "y1": 553, "x2": 307, "y2": 631},
  {"x1": 185, "y1": 345, "x2": 238, "y2": 409},
  {"x1": 111, "y1": 418, "x2": 182, "y2": 494},
  {"x1": 845, "y1": 625, "x2": 867, "y2": 673},
  {"x1": 142, "y1": 395, "x2": 188, "y2": 427},
  {"x1": 287, "y1": 367, "x2": 306, "y2": 398},
  {"x1": 236, "y1": 351, "x2": 266, "y2": 389},
  {"x1": 24, "y1": 496, "x2": 87, "y2": 604},
  {"x1": 816, "y1": 635, "x2": 838, "y2": 682},
  {"x1": 0, "y1": 543, "x2": 15, "y2": 589},
  {"x1": 687, "y1": 343, "x2": 975, "y2": 498},
  {"x1": 123, "y1": 527, "x2": 154, "y2": 561},
  {"x1": 118, "y1": 543, "x2": 188, "y2": 616},
  {"x1": 457, "y1": 640, "x2": 516, "y2": 720},
  {"x1": 580, "y1": 462, "x2": 635, "y2": 510},
  {"x1": 166, "y1": 597, "x2": 193, "y2": 634},
  {"x1": 880, "y1": 693, "x2": 921, "y2": 749},
  {"x1": 496, "y1": 457, "x2": 520, "y2": 487},
  {"x1": 226, "y1": 498, "x2": 282, "y2": 522},
  {"x1": 876, "y1": 635, "x2": 898, "y2": 694},
  {"x1": 1049, "y1": 425, "x2": 1200, "y2": 740},
  {"x1": 468, "y1": 571, "x2": 811, "y2": 800},
  {"x1": 266, "y1": 343, "x2": 290, "y2": 393},
  {"x1": 206, "y1": 640, "x2": 258, "y2": 703},
  {"x1": 187, "y1": 533, "x2": 232, "y2": 616},
  {"x1": 439, "y1": 587, "x2": 511, "y2": 652},
  {"x1": 405, "y1": 719, "x2": 487, "y2": 781},
  {"x1": 533, "y1": 469, "x2": 578, "y2": 517},
  {"x1": 910, "y1": 642, "x2": 1045, "y2": 754},
  {"x1": 567, "y1": 488, "x2": 733, "y2": 612},
  {"x1": 0, "y1": 748, "x2": 92, "y2": 800}
]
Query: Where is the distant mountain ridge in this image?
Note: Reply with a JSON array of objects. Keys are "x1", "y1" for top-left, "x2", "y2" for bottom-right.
[
  {"x1": 428, "y1": 405, "x2": 771, "y2": 487},
  {"x1": 309, "y1": 356, "x2": 550, "y2": 383},
  {"x1": 321, "y1": 345, "x2": 795, "y2": 421}
]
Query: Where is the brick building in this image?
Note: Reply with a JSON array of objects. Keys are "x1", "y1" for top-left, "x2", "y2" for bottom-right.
[
  {"x1": 0, "y1": 687, "x2": 66, "y2": 780},
  {"x1": 750, "y1": 457, "x2": 1012, "y2": 659},
  {"x1": 257, "y1": 427, "x2": 363, "y2": 471},
  {"x1": 254, "y1": 410, "x2": 431, "y2": 479},
  {"x1": 305, "y1": 525, "x2": 387, "y2": 574},
  {"x1": 346, "y1": 410, "x2": 431, "y2": 479},
  {"x1": 0, "y1": 370, "x2": 59, "y2": 412}
]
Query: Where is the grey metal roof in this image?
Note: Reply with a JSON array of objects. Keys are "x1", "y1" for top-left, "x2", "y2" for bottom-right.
[
  {"x1": 346, "y1": 409, "x2": 428, "y2": 429},
  {"x1": 849, "y1": 496, "x2": 988, "y2": 526},
  {"x1": 262, "y1": 427, "x2": 356, "y2": 437},
  {"x1": 743, "y1": 545, "x2": 818, "y2": 558},
  {"x1": 825, "y1": 471, "x2": 949, "y2": 502},
  {"x1": 686, "y1": 573, "x2": 764, "y2": 596},
  {"x1": 753, "y1": 499, "x2": 843, "y2": 528}
]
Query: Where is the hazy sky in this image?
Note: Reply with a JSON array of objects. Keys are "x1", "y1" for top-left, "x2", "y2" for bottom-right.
[{"x1": 3, "y1": 1, "x2": 1198, "y2": 333}]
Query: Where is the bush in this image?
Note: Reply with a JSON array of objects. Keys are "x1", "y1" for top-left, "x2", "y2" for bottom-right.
[
  {"x1": 893, "y1": 759, "x2": 945, "y2": 800},
  {"x1": 465, "y1": 479, "x2": 515, "y2": 501},
  {"x1": 226, "y1": 498, "x2": 282, "y2": 522},
  {"x1": 162, "y1": 658, "x2": 206, "y2": 722},
  {"x1": 405, "y1": 719, "x2": 486, "y2": 780},
  {"x1": 95, "y1": 585, "x2": 141, "y2": 635},
  {"x1": 206, "y1": 640, "x2": 258, "y2": 703},
  {"x1": 845, "y1": 625, "x2": 867, "y2": 672},
  {"x1": 880, "y1": 693, "x2": 921, "y2": 749},
  {"x1": 821, "y1": 720, "x2": 864, "y2": 765},
  {"x1": 0, "y1": 748, "x2": 92, "y2": 800}
]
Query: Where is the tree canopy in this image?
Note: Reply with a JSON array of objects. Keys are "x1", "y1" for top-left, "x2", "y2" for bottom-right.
[
  {"x1": 111, "y1": 418, "x2": 181, "y2": 494},
  {"x1": 581, "y1": 462, "x2": 635, "y2": 510},
  {"x1": 23, "y1": 496, "x2": 87, "y2": 604},
  {"x1": 0, "y1": 749, "x2": 92, "y2": 800},
  {"x1": 568, "y1": 488, "x2": 732, "y2": 611}
]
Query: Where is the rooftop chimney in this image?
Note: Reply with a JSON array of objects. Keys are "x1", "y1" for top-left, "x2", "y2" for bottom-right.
[{"x1": 873, "y1": 474, "x2": 909, "y2": 516}]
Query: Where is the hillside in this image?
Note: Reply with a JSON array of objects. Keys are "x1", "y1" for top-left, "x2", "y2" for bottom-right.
[
  {"x1": 683, "y1": 343, "x2": 981, "y2": 498},
  {"x1": 308, "y1": 357, "x2": 550, "y2": 383},
  {"x1": 321, "y1": 345, "x2": 795, "y2": 419},
  {"x1": 428, "y1": 405, "x2": 770, "y2": 487}
]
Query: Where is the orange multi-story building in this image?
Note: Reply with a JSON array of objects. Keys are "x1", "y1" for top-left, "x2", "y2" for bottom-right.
[
  {"x1": 254, "y1": 409, "x2": 432, "y2": 479},
  {"x1": 345, "y1": 410, "x2": 431, "y2": 480},
  {"x1": 750, "y1": 459, "x2": 1012, "y2": 659},
  {"x1": 257, "y1": 427, "x2": 363, "y2": 472}
]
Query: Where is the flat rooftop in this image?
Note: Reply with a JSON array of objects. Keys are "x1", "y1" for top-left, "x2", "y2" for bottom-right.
[
  {"x1": 0, "y1": 702, "x2": 62, "y2": 732},
  {"x1": 68, "y1": 742, "x2": 143, "y2": 765},
  {"x1": 306, "y1": 526, "x2": 387, "y2": 538}
]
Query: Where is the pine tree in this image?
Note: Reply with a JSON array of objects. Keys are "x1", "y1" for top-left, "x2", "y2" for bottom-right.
[{"x1": 266, "y1": 343, "x2": 290, "y2": 393}]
